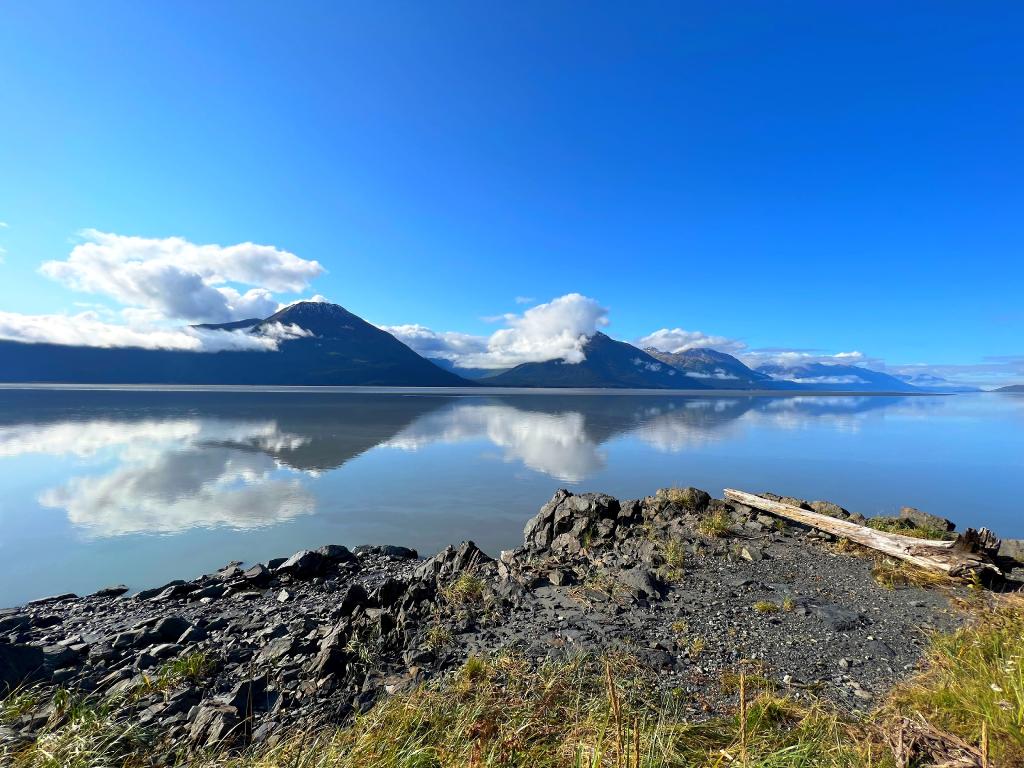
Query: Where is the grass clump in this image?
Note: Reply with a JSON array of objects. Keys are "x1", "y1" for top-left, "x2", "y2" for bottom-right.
[
  {"x1": 133, "y1": 651, "x2": 216, "y2": 698},
  {"x1": 866, "y1": 517, "x2": 950, "y2": 541},
  {"x1": 423, "y1": 623, "x2": 453, "y2": 651},
  {"x1": 753, "y1": 601, "x2": 779, "y2": 614},
  {"x1": 2, "y1": 691, "x2": 152, "y2": 768},
  {"x1": 441, "y1": 572, "x2": 486, "y2": 606},
  {"x1": 659, "y1": 538, "x2": 687, "y2": 583},
  {"x1": 871, "y1": 557, "x2": 947, "y2": 590},
  {"x1": 697, "y1": 509, "x2": 732, "y2": 538},
  {"x1": 883, "y1": 594, "x2": 1024, "y2": 766}
]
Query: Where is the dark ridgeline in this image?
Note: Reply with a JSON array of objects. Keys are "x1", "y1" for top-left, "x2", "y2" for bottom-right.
[
  {"x1": 0, "y1": 302, "x2": 471, "y2": 387},
  {"x1": 644, "y1": 347, "x2": 779, "y2": 390},
  {"x1": 0, "y1": 300, "x2": 934, "y2": 391},
  {"x1": 485, "y1": 332, "x2": 710, "y2": 389}
]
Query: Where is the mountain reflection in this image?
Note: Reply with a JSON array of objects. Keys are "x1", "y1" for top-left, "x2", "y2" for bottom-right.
[{"x1": 0, "y1": 390, "x2": 926, "y2": 537}]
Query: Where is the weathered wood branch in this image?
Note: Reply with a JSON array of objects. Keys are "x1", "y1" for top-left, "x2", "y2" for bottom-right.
[{"x1": 723, "y1": 489, "x2": 1005, "y2": 581}]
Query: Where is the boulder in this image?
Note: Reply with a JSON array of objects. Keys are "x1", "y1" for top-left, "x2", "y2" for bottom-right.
[
  {"x1": 380, "y1": 545, "x2": 418, "y2": 560},
  {"x1": 809, "y1": 501, "x2": 850, "y2": 520},
  {"x1": 338, "y1": 583, "x2": 369, "y2": 616},
  {"x1": 316, "y1": 544, "x2": 356, "y2": 563},
  {"x1": 655, "y1": 487, "x2": 711, "y2": 513},
  {"x1": 899, "y1": 506, "x2": 955, "y2": 532},
  {"x1": 0, "y1": 643, "x2": 45, "y2": 693},
  {"x1": 522, "y1": 490, "x2": 620, "y2": 555},
  {"x1": 998, "y1": 539, "x2": 1024, "y2": 566},
  {"x1": 135, "y1": 580, "x2": 185, "y2": 601},
  {"x1": 275, "y1": 550, "x2": 328, "y2": 578},
  {"x1": 413, "y1": 541, "x2": 492, "y2": 581},
  {"x1": 91, "y1": 584, "x2": 129, "y2": 598},
  {"x1": 618, "y1": 568, "x2": 663, "y2": 601},
  {"x1": 153, "y1": 616, "x2": 192, "y2": 643},
  {"x1": 189, "y1": 704, "x2": 239, "y2": 748}
]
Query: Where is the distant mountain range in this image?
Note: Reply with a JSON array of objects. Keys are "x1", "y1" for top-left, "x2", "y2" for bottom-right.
[
  {"x1": 995, "y1": 384, "x2": 1024, "y2": 393},
  {"x1": 0, "y1": 300, "x2": 979, "y2": 392},
  {"x1": 0, "y1": 302, "x2": 467, "y2": 387},
  {"x1": 484, "y1": 333, "x2": 707, "y2": 389}
]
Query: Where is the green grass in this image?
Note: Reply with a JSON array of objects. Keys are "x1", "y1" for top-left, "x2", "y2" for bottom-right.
[
  {"x1": 753, "y1": 601, "x2": 780, "y2": 614},
  {"x1": 870, "y1": 557, "x2": 947, "y2": 590},
  {"x1": 440, "y1": 572, "x2": 486, "y2": 606},
  {"x1": 5, "y1": 597, "x2": 1024, "y2": 768},
  {"x1": 133, "y1": 651, "x2": 216, "y2": 698},
  {"x1": 697, "y1": 509, "x2": 732, "y2": 538},
  {"x1": 865, "y1": 517, "x2": 951, "y2": 541},
  {"x1": 884, "y1": 594, "x2": 1024, "y2": 766}
]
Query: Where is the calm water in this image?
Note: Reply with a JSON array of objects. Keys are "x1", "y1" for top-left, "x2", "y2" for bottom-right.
[{"x1": 0, "y1": 388, "x2": 1021, "y2": 607}]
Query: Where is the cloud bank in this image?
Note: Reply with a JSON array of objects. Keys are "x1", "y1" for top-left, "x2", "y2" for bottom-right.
[
  {"x1": 638, "y1": 328, "x2": 747, "y2": 355},
  {"x1": 387, "y1": 293, "x2": 609, "y2": 369},
  {"x1": 40, "y1": 230, "x2": 323, "y2": 324},
  {"x1": 0, "y1": 231, "x2": 326, "y2": 352}
]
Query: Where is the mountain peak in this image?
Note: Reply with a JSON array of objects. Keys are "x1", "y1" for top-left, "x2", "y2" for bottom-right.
[{"x1": 259, "y1": 301, "x2": 364, "y2": 337}]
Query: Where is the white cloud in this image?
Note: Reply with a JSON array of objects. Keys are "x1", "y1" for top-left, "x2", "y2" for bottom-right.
[
  {"x1": 514, "y1": 296, "x2": 535, "y2": 305},
  {"x1": 0, "y1": 310, "x2": 279, "y2": 351},
  {"x1": 385, "y1": 293, "x2": 609, "y2": 369},
  {"x1": 738, "y1": 348, "x2": 875, "y2": 369},
  {"x1": 40, "y1": 230, "x2": 324, "y2": 324},
  {"x1": 0, "y1": 222, "x2": 8, "y2": 228},
  {"x1": 638, "y1": 328, "x2": 747, "y2": 355},
  {"x1": 382, "y1": 324, "x2": 489, "y2": 362}
]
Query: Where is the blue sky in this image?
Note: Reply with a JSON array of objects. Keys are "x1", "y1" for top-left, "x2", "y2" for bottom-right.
[{"x1": 1, "y1": 2, "x2": 1022, "y2": 384}]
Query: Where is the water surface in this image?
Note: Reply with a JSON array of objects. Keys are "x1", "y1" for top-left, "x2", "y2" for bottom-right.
[{"x1": 1, "y1": 388, "x2": 1021, "y2": 606}]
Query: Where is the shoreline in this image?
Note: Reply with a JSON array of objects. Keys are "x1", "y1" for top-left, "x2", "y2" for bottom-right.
[
  {"x1": 0, "y1": 383, "x2": 951, "y2": 396},
  {"x1": 4, "y1": 485, "x2": 1021, "y2": 759}
]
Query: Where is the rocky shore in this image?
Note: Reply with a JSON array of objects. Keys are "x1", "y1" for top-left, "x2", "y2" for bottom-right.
[{"x1": 2, "y1": 487, "x2": 1022, "y2": 762}]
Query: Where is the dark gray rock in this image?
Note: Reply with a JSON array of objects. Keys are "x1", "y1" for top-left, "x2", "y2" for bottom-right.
[
  {"x1": 276, "y1": 550, "x2": 328, "y2": 578},
  {"x1": 380, "y1": 545, "x2": 418, "y2": 560},
  {"x1": 154, "y1": 616, "x2": 192, "y2": 643},
  {"x1": 91, "y1": 585, "x2": 129, "y2": 598},
  {"x1": 316, "y1": 544, "x2": 356, "y2": 563},
  {"x1": 619, "y1": 568, "x2": 663, "y2": 601},
  {"x1": 25, "y1": 593, "x2": 77, "y2": 607},
  {"x1": 899, "y1": 506, "x2": 955, "y2": 532},
  {"x1": 189, "y1": 703, "x2": 239, "y2": 748},
  {"x1": 135, "y1": 580, "x2": 185, "y2": 601},
  {"x1": 0, "y1": 643, "x2": 45, "y2": 693}
]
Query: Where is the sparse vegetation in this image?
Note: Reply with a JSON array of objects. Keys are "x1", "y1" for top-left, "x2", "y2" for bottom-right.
[
  {"x1": 866, "y1": 516, "x2": 951, "y2": 541},
  {"x1": 883, "y1": 594, "x2": 1024, "y2": 766},
  {"x1": 753, "y1": 600, "x2": 779, "y2": 614},
  {"x1": 871, "y1": 556, "x2": 947, "y2": 590},
  {"x1": 423, "y1": 623, "x2": 453, "y2": 651},
  {"x1": 133, "y1": 652, "x2": 216, "y2": 698},
  {"x1": 440, "y1": 572, "x2": 486, "y2": 606},
  {"x1": 5, "y1": 597, "x2": 1024, "y2": 767},
  {"x1": 697, "y1": 508, "x2": 732, "y2": 538},
  {"x1": 781, "y1": 597, "x2": 796, "y2": 613},
  {"x1": 659, "y1": 538, "x2": 687, "y2": 582}
]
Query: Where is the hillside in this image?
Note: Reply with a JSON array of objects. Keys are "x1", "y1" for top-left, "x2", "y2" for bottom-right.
[
  {"x1": 0, "y1": 302, "x2": 471, "y2": 387},
  {"x1": 485, "y1": 332, "x2": 709, "y2": 389}
]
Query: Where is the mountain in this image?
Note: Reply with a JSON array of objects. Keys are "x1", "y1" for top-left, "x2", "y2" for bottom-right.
[
  {"x1": 428, "y1": 357, "x2": 509, "y2": 380},
  {"x1": 755, "y1": 361, "x2": 920, "y2": 393},
  {"x1": 995, "y1": 384, "x2": 1024, "y2": 393},
  {"x1": 0, "y1": 302, "x2": 472, "y2": 387},
  {"x1": 893, "y1": 373, "x2": 981, "y2": 393},
  {"x1": 484, "y1": 333, "x2": 710, "y2": 389},
  {"x1": 644, "y1": 347, "x2": 778, "y2": 389}
]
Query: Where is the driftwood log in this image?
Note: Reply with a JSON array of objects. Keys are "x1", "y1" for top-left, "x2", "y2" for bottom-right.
[{"x1": 723, "y1": 489, "x2": 1005, "y2": 582}]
